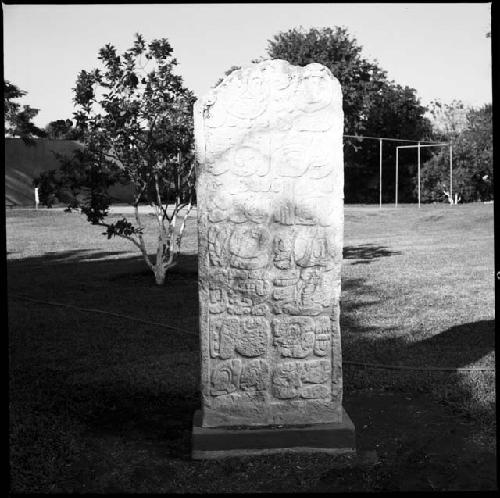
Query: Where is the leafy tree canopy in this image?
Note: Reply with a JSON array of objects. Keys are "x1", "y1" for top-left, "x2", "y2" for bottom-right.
[
  {"x1": 44, "y1": 119, "x2": 84, "y2": 140},
  {"x1": 420, "y1": 102, "x2": 492, "y2": 203},
  {"x1": 37, "y1": 33, "x2": 196, "y2": 284},
  {"x1": 4, "y1": 80, "x2": 46, "y2": 144}
]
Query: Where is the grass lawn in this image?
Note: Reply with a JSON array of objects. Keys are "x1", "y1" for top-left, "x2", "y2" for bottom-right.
[{"x1": 8, "y1": 203, "x2": 495, "y2": 492}]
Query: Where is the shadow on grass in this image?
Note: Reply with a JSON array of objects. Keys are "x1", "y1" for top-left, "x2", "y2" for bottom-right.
[
  {"x1": 9, "y1": 251, "x2": 200, "y2": 462},
  {"x1": 342, "y1": 317, "x2": 494, "y2": 369},
  {"x1": 8, "y1": 248, "x2": 135, "y2": 266},
  {"x1": 8, "y1": 247, "x2": 496, "y2": 491},
  {"x1": 408, "y1": 320, "x2": 494, "y2": 365},
  {"x1": 343, "y1": 244, "x2": 401, "y2": 265}
]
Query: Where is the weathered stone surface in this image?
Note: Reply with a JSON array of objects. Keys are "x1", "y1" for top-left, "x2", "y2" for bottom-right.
[{"x1": 195, "y1": 59, "x2": 344, "y2": 427}]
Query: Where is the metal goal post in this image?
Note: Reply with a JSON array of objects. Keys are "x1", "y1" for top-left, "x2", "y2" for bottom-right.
[
  {"x1": 395, "y1": 143, "x2": 452, "y2": 207},
  {"x1": 343, "y1": 134, "x2": 445, "y2": 208}
]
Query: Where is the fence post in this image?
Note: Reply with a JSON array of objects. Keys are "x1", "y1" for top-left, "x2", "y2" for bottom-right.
[
  {"x1": 417, "y1": 141, "x2": 421, "y2": 208},
  {"x1": 449, "y1": 144, "x2": 453, "y2": 204},
  {"x1": 395, "y1": 147, "x2": 399, "y2": 207},
  {"x1": 379, "y1": 139, "x2": 383, "y2": 208}
]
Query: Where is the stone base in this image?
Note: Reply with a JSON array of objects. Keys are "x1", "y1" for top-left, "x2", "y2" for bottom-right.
[{"x1": 191, "y1": 407, "x2": 356, "y2": 459}]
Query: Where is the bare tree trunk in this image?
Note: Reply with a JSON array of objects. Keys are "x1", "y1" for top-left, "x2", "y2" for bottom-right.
[
  {"x1": 148, "y1": 154, "x2": 193, "y2": 285},
  {"x1": 134, "y1": 200, "x2": 154, "y2": 272},
  {"x1": 154, "y1": 240, "x2": 167, "y2": 285}
]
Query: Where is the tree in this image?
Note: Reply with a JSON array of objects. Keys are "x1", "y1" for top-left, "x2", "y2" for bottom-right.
[
  {"x1": 356, "y1": 81, "x2": 433, "y2": 203},
  {"x1": 38, "y1": 34, "x2": 196, "y2": 285},
  {"x1": 44, "y1": 119, "x2": 83, "y2": 140},
  {"x1": 427, "y1": 99, "x2": 468, "y2": 140},
  {"x1": 4, "y1": 80, "x2": 46, "y2": 144},
  {"x1": 267, "y1": 27, "x2": 387, "y2": 141},
  {"x1": 420, "y1": 103, "x2": 492, "y2": 203},
  {"x1": 265, "y1": 26, "x2": 433, "y2": 203}
]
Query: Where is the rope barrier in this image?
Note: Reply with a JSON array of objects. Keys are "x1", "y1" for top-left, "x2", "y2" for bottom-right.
[
  {"x1": 9, "y1": 293, "x2": 198, "y2": 337},
  {"x1": 9, "y1": 294, "x2": 495, "y2": 373},
  {"x1": 343, "y1": 360, "x2": 494, "y2": 373}
]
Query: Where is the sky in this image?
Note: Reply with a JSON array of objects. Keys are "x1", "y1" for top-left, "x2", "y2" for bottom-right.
[{"x1": 3, "y1": 3, "x2": 492, "y2": 128}]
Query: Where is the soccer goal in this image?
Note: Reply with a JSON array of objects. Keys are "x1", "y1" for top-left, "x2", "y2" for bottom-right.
[
  {"x1": 395, "y1": 142, "x2": 452, "y2": 207},
  {"x1": 343, "y1": 134, "x2": 450, "y2": 207}
]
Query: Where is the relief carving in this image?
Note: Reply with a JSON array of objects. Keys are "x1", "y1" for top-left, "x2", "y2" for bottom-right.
[
  {"x1": 229, "y1": 226, "x2": 271, "y2": 269},
  {"x1": 243, "y1": 197, "x2": 273, "y2": 224},
  {"x1": 227, "y1": 291, "x2": 253, "y2": 315},
  {"x1": 206, "y1": 192, "x2": 230, "y2": 223},
  {"x1": 302, "y1": 360, "x2": 330, "y2": 384},
  {"x1": 293, "y1": 203, "x2": 317, "y2": 226},
  {"x1": 271, "y1": 360, "x2": 330, "y2": 399},
  {"x1": 208, "y1": 225, "x2": 230, "y2": 266},
  {"x1": 296, "y1": 267, "x2": 324, "y2": 315},
  {"x1": 271, "y1": 136, "x2": 309, "y2": 178},
  {"x1": 271, "y1": 362, "x2": 303, "y2": 399},
  {"x1": 231, "y1": 275, "x2": 272, "y2": 299},
  {"x1": 240, "y1": 176, "x2": 272, "y2": 194},
  {"x1": 208, "y1": 284, "x2": 227, "y2": 314},
  {"x1": 251, "y1": 303, "x2": 270, "y2": 315},
  {"x1": 272, "y1": 199, "x2": 334, "y2": 227},
  {"x1": 210, "y1": 318, "x2": 238, "y2": 359},
  {"x1": 273, "y1": 232, "x2": 295, "y2": 269},
  {"x1": 301, "y1": 385, "x2": 329, "y2": 399},
  {"x1": 272, "y1": 316, "x2": 315, "y2": 358},
  {"x1": 314, "y1": 316, "x2": 331, "y2": 357},
  {"x1": 297, "y1": 64, "x2": 335, "y2": 113},
  {"x1": 294, "y1": 235, "x2": 330, "y2": 268},
  {"x1": 198, "y1": 60, "x2": 343, "y2": 425},
  {"x1": 273, "y1": 273, "x2": 300, "y2": 287},
  {"x1": 235, "y1": 317, "x2": 269, "y2": 357},
  {"x1": 273, "y1": 200, "x2": 296, "y2": 225},
  {"x1": 210, "y1": 359, "x2": 242, "y2": 396},
  {"x1": 240, "y1": 359, "x2": 270, "y2": 392},
  {"x1": 226, "y1": 72, "x2": 269, "y2": 120},
  {"x1": 272, "y1": 267, "x2": 333, "y2": 316},
  {"x1": 294, "y1": 109, "x2": 336, "y2": 133},
  {"x1": 210, "y1": 317, "x2": 269, "y2": 359},
  {"x1": 203, "y1": 90, "x2": 227, "y2": 128},
  {"x1": 306, "y1": 145, "x2": 335, "y2": 179},
  {"x1": 232, "y1": 145, "x2": 270, "y2": 178}
]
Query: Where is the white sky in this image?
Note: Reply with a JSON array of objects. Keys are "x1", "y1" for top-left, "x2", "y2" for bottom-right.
[{"x1": 3, "y1": 3, "x2": 492, "y2": 128}]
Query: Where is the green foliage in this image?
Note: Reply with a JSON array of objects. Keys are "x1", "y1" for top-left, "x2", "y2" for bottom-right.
[
  {"x1": 348, "y1": 81, "x2": 433, "y2": 203},
  {"x1": 427, "y1": 99, "x2": 468, "y2": 140},
  {"x1": 37, "y1": 147, "x2": 123, "y2": 214},
  {"x1": 39, "y1": 32, "x2": 195, "y2": 222},
  {"x1": 37, "y1": 33, "x2": 196, "y2": 284},
  {"x1": 265, "y1": 26, "x2": 433, "y2": 203},
  {"x1": 44, "y1": 119, "x2": 83, "y2": 140},
  {"x1": 71, "y1": 33, "x2": 196, "y2": 218},
  {"x1": 103, "y1": 218, "x2": 143, "y2": 239},
  {"x1": 420, "y1": 103, "x2": 493, "y2": 202},
  {"x1": 4, "y1": 80, "x2": 46, "y2": 145}
]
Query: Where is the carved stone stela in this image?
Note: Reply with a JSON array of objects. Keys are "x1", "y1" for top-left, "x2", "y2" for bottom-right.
[{"x1": 195, "y1": 60, "x2": 344, "y2": 427}]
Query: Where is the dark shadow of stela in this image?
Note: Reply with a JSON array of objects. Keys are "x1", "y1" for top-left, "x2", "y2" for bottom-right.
[
  {"x1": 343, "y1": 244, "x2": 401, "y2": 264},
  {"x1": 8, "y1": 245, "x2": 495, "y2": 469}
]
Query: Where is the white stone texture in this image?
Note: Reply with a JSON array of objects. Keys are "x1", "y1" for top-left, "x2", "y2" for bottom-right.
[{"x1": 195, "y1": 59, "x2": 344, "y2": 427}]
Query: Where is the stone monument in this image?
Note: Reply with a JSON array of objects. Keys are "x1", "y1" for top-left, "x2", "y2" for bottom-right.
[{"x1": 192, "y1": 59, "x2": 355, "y2": 458}]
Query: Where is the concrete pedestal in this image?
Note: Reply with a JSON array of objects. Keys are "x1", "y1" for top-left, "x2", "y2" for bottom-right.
[{"x1": 192, "y1": 407, "x2": 356, "y2": 459}]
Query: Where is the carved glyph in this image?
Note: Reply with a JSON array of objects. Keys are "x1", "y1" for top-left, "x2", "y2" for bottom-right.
[{"x1": 196, "y1": 59, "x2": 344, "y2": 427}]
